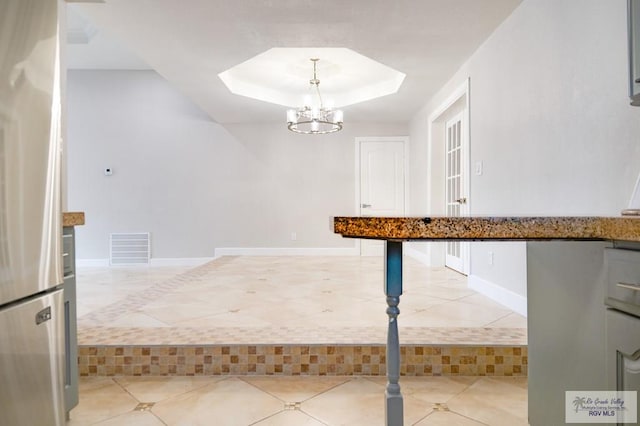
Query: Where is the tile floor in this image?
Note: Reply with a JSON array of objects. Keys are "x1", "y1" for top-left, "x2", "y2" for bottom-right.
[
  {"x1": 76, "y1": 256, "x2": 527, "y2": 346},
  {"x1": 71, "y1": 256, "x2": 529, "y2": 424},
  {"x1": 68, "y1": 375, "x2": 528, "y2": 426}
]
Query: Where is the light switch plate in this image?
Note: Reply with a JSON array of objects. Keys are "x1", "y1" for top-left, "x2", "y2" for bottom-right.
[{"x1": 475, "y1": 161, "x2": 483, "y2": 176}]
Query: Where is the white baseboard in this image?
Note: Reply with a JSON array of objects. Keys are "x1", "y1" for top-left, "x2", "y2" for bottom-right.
[
  {"x1": 76, "y1": 259, "x2": 109, "y2": 267},
  {"x1": 404, "y1": 245, "x2": 431, "y2": 266},
  {"x1": 214, "y1": 247, "x2": 359, "y2": 256},
  {"x1": 468, "y1": 274, "x2": 527, "y2": 317}
]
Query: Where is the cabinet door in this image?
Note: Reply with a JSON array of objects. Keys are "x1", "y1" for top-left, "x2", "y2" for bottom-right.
[{"x1": 606, "y1": 309, "x2": 640, "y2": 424}]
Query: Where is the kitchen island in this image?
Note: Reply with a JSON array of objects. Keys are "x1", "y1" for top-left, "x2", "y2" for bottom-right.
[{"x1": 333, "y1": 216, "x2": 640, "y2": 426}]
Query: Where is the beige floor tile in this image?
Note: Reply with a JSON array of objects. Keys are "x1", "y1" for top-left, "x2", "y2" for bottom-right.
[
  {"x1": 408, "y1": 287, "x2": 477, "y2": 302},
  {"x1": 77, "y1": 256, "x2": 527, "y2": 345},
  {"x1": 106, "y1": 312, "x2": 172, "y2": 328},
  {"x1": 227, "y1": 300, "x2": 326, "y2": 325},
  {"x1": 152, "y1": 377, "x2": 284, "y2": 426},
  {"x1": 300, "y1": 302, "x2": 389, "y2": 328},
  {"x1": 400, "y1": 299, "x2": 512, "y2": 328},
  {"x1": 366, "y1": 376, "x2": 478, "y2": 404},
  {"x1": 446, "y1": 377, "x2": 528, "y2": 426},
  {"x1": 250, "y1": 409, "x2": 327, "y2": 425},
  {"x1": 68, "y1": 378, "x2": 139, "y2": 425},
  {"x1": 456, "y1": 293, "x2": 512, "y2": 310},
  {"x1": 241, "y1": 376, "x2": 350, "y2": 402},
  {"x1": 170, "y1": 310, "x2": 275, "y2": 328},
  {"x1": 398, "y1": 313, "x2": 479, "y2": 328},
  {"x1": 301, "y1": 377, "x2": 432, "y2": 426},
  {"x1": 486, "y1": 312, "x2": 528, "y2": 328},
  {"x1": 92, "y1": 410, "x2": 166, "y2": 426},
  {"x1": 75, "y1": 376, "x2": 527, "y2": 426},
  {"x1": 392, "y1": 293, "x2": 451, "y2": 315},
  {"x1": 413, "y1": 410, "x2": 485, "y2": 426},
  {"x1": 142, "y1": 298, "x2": 229, "y2": 324},
  {"x1": 491, "y1": 376, "x2": 528, "y2": 390},
  {"x1": 114, "y1": 376, "x2": 222, "y2": 403}
]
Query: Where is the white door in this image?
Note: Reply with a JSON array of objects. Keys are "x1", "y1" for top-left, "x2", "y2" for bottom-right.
[
  {"x1": 357, "y1": 138, "x2": 406, "y2": 256},
  {"x1": 445, "y1": 111, "x2": 469, "y2": 273}
]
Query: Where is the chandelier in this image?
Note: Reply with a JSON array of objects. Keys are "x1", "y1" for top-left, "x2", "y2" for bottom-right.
[{"x1": 286, "y1": 58, "x2": 343, "y2": 134}]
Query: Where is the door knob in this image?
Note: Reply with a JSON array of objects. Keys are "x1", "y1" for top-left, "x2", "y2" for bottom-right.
[
  {"x1": 361, "y1": 203, "x2": 372, "y2": 208},
  {"x1": 455, "y1": 198, "x2": 467, "y2": 204}
]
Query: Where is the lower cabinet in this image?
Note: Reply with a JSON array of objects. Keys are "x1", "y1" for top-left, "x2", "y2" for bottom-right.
[
  {"x1": 527, "y1": 242, "x2": 640, "y2": 425},
  {"x1": 527, "y1": 241, "x2": 609, "y2": 426},
  {"x1": 63, "y1": 226, "x2": 78, "y2": 415}
]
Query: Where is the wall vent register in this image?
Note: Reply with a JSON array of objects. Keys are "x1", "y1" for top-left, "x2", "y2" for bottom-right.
[{"x1": 109, "y1": 233, "x2": 150, "y2": 265}]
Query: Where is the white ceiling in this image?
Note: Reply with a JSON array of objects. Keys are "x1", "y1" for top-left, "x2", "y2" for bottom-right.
[
  {"x1": 218, "y1": 48, "x2": 406, "y2": 108},
  {"x1": 67, "y1": 0, "x2": 522, "y2": 125}
]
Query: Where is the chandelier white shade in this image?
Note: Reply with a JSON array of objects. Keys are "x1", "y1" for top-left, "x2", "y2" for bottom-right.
[{"x1": 286, "y1": 58, "x2": 344, "y2": 134}]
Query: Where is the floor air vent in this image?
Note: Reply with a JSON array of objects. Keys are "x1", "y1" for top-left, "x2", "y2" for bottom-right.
[{"x1": 110, "y1": 233, "x2": 150, "y2": 265}]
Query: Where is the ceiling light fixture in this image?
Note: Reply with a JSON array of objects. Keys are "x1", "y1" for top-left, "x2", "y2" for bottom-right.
[{"x1": 287, "y1": 58, "x2": 343, "y2": 134}]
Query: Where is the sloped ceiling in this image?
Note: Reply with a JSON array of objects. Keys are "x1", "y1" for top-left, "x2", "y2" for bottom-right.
[{"x1": 68, "y1": 0, "x2": 522, "y2": 124}]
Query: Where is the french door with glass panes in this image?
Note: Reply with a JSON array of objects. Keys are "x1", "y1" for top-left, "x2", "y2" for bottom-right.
[{"x1": 445, "y1": 110, "x2": 469, "y2": 274}]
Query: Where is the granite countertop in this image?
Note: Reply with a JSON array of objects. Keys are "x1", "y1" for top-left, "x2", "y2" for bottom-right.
[
  {"x1": 333, "y1": 216, "x2": 640, "y2": 242},
  {"x1": 63, "y1": 212, "x2": 85, "y2": 227}
]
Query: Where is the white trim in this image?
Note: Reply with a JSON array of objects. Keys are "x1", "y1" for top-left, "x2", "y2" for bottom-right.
[
  {"x1": 76, "y1": 259, "x2": 109, "y2": 268},
  {"x1": 214, "y1": 247, "x2": 359, "y2": 257},
  {"x1": 405, "y1": 244, "x2": 431, "y2": 266},
  {"x1": 428, "y1": 79, "x2": 470, "y2": 124},
  {"x1": 149, "y1": 257, "x2": 215, "y2": 267},
  {"x1": 427, "y1": 78, "x2": 471, "y2": 274},
  {"x1": 468, "y1": 274, "x2": 527, "y2": 317}
]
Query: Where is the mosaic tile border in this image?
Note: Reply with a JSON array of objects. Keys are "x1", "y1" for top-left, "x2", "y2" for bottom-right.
[{"x1": 78, "y1": 344, "x2": 527, "y2": 377}]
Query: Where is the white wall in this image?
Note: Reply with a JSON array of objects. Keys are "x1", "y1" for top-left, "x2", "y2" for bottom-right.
[
  {"x1": 66, "y1": 70, "x2": 407, "y2": 260},
  {"x1": 409, "y1": 0, "x2": 640, "y2": 305}
]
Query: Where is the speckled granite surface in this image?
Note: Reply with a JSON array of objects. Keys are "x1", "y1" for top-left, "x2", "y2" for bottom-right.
[
  {"x1": 63, "y1": 211, "x2": 85, "y2": 227},
  {"x1": 333, "y1": 216, "x2": 640, "y2": 242}
]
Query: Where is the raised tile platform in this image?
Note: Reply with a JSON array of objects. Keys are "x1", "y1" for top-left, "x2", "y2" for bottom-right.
[{"x1": 77, "y1": 256, "x2": 527, "y2": 377}]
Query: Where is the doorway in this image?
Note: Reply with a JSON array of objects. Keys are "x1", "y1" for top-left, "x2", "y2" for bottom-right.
[
  {"x1": 355, "y1": 137, "x2": 409, "y2": 256},
  {"x1": 428, "y1": 79, "x2": 470, "y2": 274},
  {"x1": 445, "y1": 111, "x2": 467, "y2": 272}
]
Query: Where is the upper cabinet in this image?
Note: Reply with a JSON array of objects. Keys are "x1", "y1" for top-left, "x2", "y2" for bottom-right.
[{"x1": 629, "y1": 0, "x2": 640, "y2": 106}]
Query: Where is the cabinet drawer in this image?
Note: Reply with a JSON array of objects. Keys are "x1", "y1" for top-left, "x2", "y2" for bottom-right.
[{"x1": 605, "y1": 248, "x2": 640, "y2": 317}]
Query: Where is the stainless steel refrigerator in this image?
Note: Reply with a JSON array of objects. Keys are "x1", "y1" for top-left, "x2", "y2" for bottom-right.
[{"x1": 0, "y1": 0, "x2": 66, "y2": 425}]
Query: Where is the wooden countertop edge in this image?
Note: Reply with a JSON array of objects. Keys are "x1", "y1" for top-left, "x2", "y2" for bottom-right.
[
  {"x1": 63, "y1": 212, "x2": 85, "y2": 227},
  {"x1": 332, "y1": 216, "x2": 640, "y2": 242}
]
